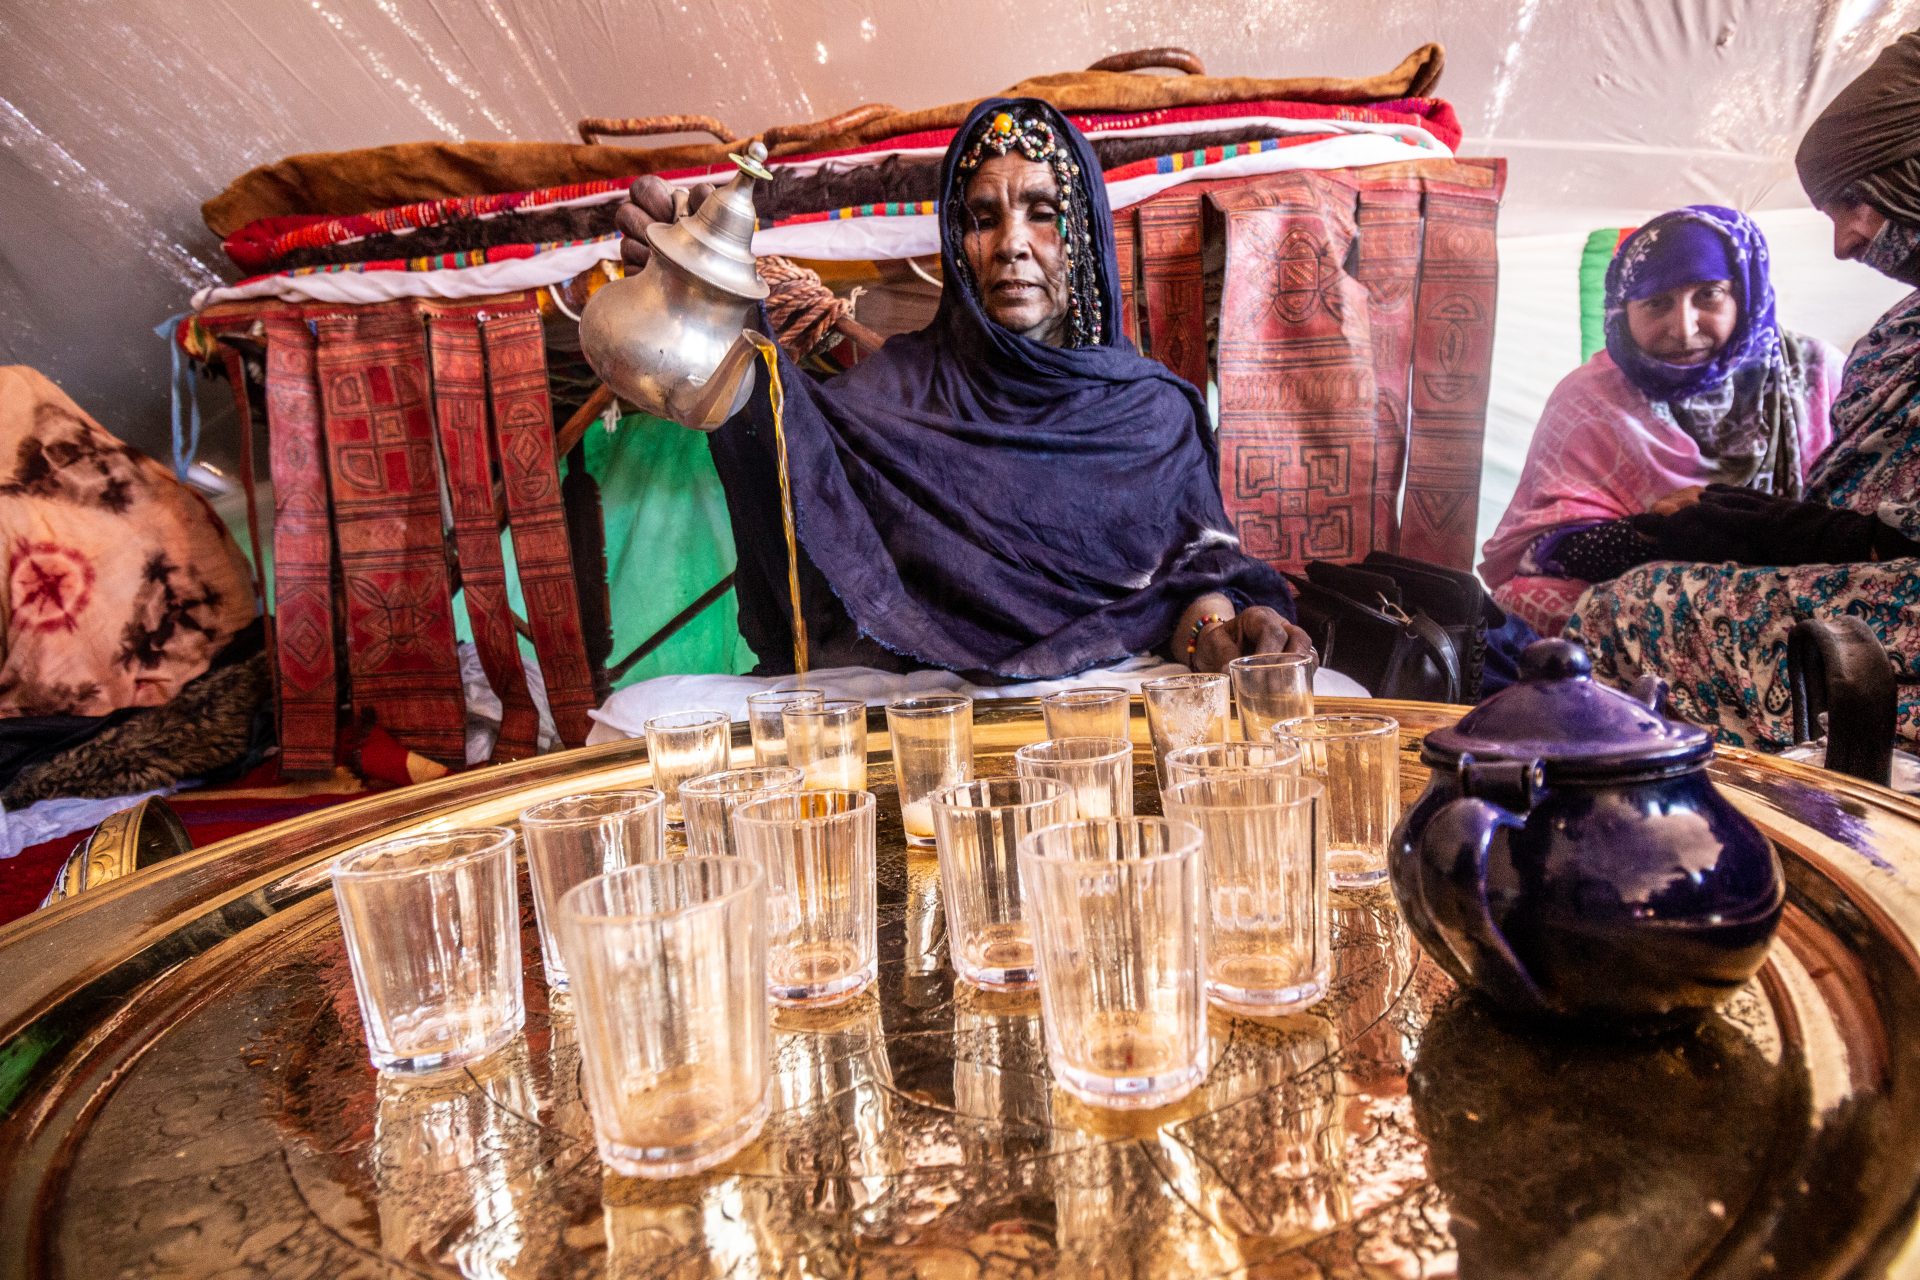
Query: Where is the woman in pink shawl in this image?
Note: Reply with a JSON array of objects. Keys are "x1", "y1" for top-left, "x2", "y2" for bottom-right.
[{"x1": 1479, "y1": 206, "x2": 1843, "y2": 635}]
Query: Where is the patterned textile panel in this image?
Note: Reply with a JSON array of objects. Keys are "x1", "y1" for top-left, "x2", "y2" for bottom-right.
[
  {"x1": 1111, "y1": 213, "x2": 1141, "y2": 347},
  {"x1": 427, "y1": 315, "x2": 541, "y2": 763},
  {"x1": 482, "y1": 311, "x2": 598, "y2": 749},
  {"x1": 241, "y1": 297, "x2": 601, "y2": 767},
  {"x1": 1399, "y1": 173, "x2": 1505, "y2": 566},
  {"x1": 1206, "y1": 160, "x2": 1504, "y2": 574},
  {"x1": 1130, "y1": 178, "x2": 1250, "y2": 393},
  {"x1": 313, "y1": 306, "x2": 467, "y2": 765},
  {"x1": 261, "y1": 317, "x2": 340, "y2": 776},
  {"x1": 1214, "y1": 173, "x2": 1380, "y2": 570}
]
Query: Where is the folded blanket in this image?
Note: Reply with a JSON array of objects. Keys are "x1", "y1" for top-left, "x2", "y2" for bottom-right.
[
  {"x1": 223, "y1": 95, "x2": 1461, "y2": 272},
  {"x1": 264, "y1": 118, "x2": 1403, "y2": 273},
  {"x1": 203, "y1": 45, "x2": 1445, "y2": 235}
]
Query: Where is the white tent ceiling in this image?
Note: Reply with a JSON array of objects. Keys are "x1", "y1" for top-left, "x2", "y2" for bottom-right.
[{"x1": 3, "y1": 0, "x2": 1916, "y2": 485}]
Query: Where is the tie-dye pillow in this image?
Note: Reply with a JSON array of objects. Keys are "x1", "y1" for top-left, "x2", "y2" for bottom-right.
[{"x1": 0, "y1": 366, "x2": 257, "y2": 717}]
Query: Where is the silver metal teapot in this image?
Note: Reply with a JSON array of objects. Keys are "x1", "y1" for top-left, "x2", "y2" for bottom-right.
[{"x1": 578, "y1": 141, "x2": 772, "y2": 431}]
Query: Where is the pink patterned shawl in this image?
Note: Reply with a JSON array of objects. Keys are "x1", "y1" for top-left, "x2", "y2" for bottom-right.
[{"x1": 1480, "y1": 341, "x2": 1843, "y2": 635}]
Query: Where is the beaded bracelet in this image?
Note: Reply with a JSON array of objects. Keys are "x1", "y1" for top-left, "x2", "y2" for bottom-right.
[{"x1": 1185, "y1": 614, "x2": 1225, "y2": 665}]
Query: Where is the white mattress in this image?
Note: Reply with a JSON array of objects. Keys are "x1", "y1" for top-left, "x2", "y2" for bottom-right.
[{"x1": 587, "y1": 655, "x2": 1368, "y2": 744}]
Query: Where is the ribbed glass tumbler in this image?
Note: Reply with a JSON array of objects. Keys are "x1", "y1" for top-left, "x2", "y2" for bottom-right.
[
  {"x1": 1228, "y1": 651, "x2": 1315, "y2": 742},
  {"x1": 1040, "y1": 686, "x2": 1131, "y2": 742},
  {"x1": 783, "y1": 699, "x2": 870, "y2": 792},
  {"x1": 1013, "y1": 736, "x2": 1134, "y2": 820},
  {"x1": 331, "y1": 827, "x2": 524, "y2": 1074},
  {"x1": 885, "y1": 694, "x2": 974, "y2": 846},
  {"x1": 1271, "y1": 714, "x2": 1400, "y2": 889},
  {"x1": 520, "y1": 789, "x2": 666, "y2": 990},
  {"x1": 1017, "y1": 816, "x2": 1209, "y2": 1109},
  {"x1": 1142, "y1": 674, "x2": 1230, "y2": 794},
  {"x1": 731, "y1": 789, "x2": 878, "y2": 1007},
  {"x1": 1165, "y1": 774, "x2": 1329, "y2": 1015},
  {"x1": 928, "y1": 776, "x2": 1070, "y2": 989},
  {"x1": 746, "y1": 688, "x2": 824, "y2": 767},
  {"x1": 680, "y1": 766, "x2": 804, "y2": 860},
  {"x1": 556, "y1": 857, "x2": 769, "y2": 1179},
  {"x1": 644, "y1": 710, "x2": 732, "y2": 828}
]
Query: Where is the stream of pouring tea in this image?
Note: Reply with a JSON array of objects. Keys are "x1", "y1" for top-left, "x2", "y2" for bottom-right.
[{"x1": 744, "y1": 330, "x2": 809, "y2": 676}]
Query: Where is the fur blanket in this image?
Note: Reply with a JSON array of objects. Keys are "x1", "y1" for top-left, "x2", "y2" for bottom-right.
[{"x1": 4, "y1": 652, "x2": 271, "y2": 806}]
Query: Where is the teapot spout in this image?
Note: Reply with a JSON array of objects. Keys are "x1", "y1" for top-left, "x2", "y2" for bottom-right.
[{"x1": 671, "y1": 329, "x2": 763, "y2": 432}]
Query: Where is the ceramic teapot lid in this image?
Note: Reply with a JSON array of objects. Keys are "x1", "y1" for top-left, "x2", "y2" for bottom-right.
[{"x1": 1422, "y1": 638, "x2": 1713, "y2": 780}]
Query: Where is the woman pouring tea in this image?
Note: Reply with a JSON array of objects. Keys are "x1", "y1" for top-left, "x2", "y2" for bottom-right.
[{"x1": 613, "y1": 98, "x2": 1308, "y2": 680}]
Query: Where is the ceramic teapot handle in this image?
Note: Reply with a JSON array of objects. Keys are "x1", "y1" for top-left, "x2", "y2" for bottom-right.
[{"x1": 1418, "y1": 755, "x2": 1550, "y2": 1014}]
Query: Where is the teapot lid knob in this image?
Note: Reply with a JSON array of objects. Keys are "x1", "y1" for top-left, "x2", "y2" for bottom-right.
[
  {"x1": 729, "y1": 139, "x2": 774, "y2": 182},
  {"x1": 1518, "y1": 638, "x2": 1592, "y2": 683}
]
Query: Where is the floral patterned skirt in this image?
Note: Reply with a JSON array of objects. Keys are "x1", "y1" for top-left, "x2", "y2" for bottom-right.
[{"x1": 1564, "y1": 557, "x2": 1920, "y2": 752}]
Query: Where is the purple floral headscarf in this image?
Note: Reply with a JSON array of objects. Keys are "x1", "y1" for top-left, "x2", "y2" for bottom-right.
[{"x1": 1604, "y1": 205, "x2": 1778, "y2": 402}]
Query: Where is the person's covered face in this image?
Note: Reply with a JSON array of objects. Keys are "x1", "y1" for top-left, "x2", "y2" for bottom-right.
[
  {"x1": 960, "y1": 153, "x2": 1073, "y2": 346},
  {"x1": 1820, "y1": 195, "x2": 1890, "y2": 261},
  {"x1": 1624, "y1": 279, "x2": 1738, "y2": 366}
]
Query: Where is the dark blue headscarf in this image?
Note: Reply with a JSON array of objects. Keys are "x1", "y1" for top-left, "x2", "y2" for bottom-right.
[
  {"x1": 1601, "y1": 205, "x2": 1811, "y2": 491},
  {"x1": 706, "y1": 96, "x2": 1293, "y2": 679}
]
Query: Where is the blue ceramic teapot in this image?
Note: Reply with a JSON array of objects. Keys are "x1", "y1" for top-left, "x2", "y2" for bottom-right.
[{"x1": 1388, "y1": 638, "x2": 1783, "y2": 1027}]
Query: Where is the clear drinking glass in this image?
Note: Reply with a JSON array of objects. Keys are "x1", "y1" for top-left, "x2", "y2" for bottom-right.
[
  {"x1": 1013, "y1": 736, "x2": 1134, "y2": 820},
  {"x1": 783, "y1": 699, "x2": 870, "y2": 792},
  {"x1": 1271, "y1": 714, "x2": 1400, "y2": 889},
  {"x1": 1041, "y1": 686, "x2": 1131, "y2": 742},
  {"x1": 1228, "y1": 652, "x2": 1315, "y2": 743},
  {"x1": 644, "y1": 710, "x2": 732, "y2": 828},
  {"x1": 731, "y1": 789, "x2": 877, "y2": 1006},
  {"x1": 554, "y1": 857, "x2": 770, "y2": 1178},
  {"x1": 1017, "y1": 817, "x2": 1209, "y2": 1109},
  {"x1": 1164, "y1": 775, "x2": 1329, "y2": 1015},
  {"x1": 331, "y1": 827, "x2": 524, "y2": 1074},
  {"x1": 1141, "y1": 673, "x2": 1230, "y2": 792},
  {"x1": 885, "y1": 694, "x2": 974, "y2": 846},
  {"x1": 746, "y1": 688, "x2": 825, "y2": 766},
  {"x1": 1163, "y1": 739, "x2": 1301, "y2": 788},
  {"x1": 928, "y1": 777, "x2": 1070, "y2": 989},
  {"x1": 680, "y1": 766, "x2": 805, "y2": 859},
  {"x1": 520, "y1": 790, "x2": 667, "y2": 990}
]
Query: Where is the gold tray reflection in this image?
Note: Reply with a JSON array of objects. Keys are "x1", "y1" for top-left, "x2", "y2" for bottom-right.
[{"x1": 4, "y1": 697, "x2": 1920, "y2": 1277}]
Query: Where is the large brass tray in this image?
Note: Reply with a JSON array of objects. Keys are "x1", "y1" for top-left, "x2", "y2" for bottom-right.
[{"x1": 4, "y1": 697, "x2": 1920, "y2": 1277}]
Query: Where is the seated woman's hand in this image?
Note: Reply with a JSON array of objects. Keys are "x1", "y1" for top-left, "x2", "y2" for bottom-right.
[
  {"x1": 613, "y1": 176, "x2": 714, "y2": 271},
  {"x1": 1647, "y1": 485, "x2": 1705, "y2": 516},
  {"x1": 1191, "y1": 606, "x2": 1314, "y2": 674}
]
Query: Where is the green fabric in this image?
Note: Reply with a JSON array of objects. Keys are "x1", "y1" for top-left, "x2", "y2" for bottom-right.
[
  {"x1": 584, "y1": 412, "x2": 757, "y2": 686},
  {"x1": 221, "y1": 409, "x2": 754, "y2": 691},
  {"x1": 1578, "y1": 227, "x2": 1625, "y2": 362}
]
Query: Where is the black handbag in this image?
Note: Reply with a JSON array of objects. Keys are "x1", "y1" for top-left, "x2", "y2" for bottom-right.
[{"x1": 1288, "y1": 552, "x2": 1497, "y2": 703}]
